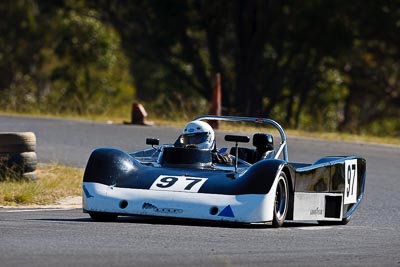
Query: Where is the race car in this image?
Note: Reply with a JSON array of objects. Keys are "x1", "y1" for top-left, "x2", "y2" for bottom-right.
[{"x1": 82, "y1": 115, "x2": 366, "y2": 227}]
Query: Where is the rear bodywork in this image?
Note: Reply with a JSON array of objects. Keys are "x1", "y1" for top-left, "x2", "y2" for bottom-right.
[{"x1": 82, "y1": 116, "x2": 366, "y2": 225}]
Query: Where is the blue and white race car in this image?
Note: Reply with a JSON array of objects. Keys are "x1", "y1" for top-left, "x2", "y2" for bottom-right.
[{"x1": 82, "y1": 115, "x2": 366, "y2": 227}]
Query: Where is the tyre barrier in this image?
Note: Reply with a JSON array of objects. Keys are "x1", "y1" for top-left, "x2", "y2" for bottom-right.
[{"x1": 0, "y1": 132, "x2": 37, "y2": 181}]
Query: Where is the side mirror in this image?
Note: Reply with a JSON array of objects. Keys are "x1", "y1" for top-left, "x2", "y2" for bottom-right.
[
  {"x1": 224, "y1": 135, "x2": 250, "y2": 143},
  {"x1": 146, "y1": 138, "x2": 159, "y2": 146}
]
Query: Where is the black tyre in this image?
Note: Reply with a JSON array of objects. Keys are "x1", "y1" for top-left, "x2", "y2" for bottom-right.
[
  {"x1": 89, "y1": 212, "x2": 118, "y2": 222},
  {"x1": 0, "y1": 132, "x2": 36, "y2": 153},
  {"x1": 0, "y1": 152, "x2": 37, "y2": 180},
  {"x1": 22, "y1": 171, "x2": 38, "y2": 182},
  {"x1": 272, "y1": 172, "x2": 289, "y2": 228},
  {"x1": 0, "y1": 152, "x2": 37, "y2": 172}
]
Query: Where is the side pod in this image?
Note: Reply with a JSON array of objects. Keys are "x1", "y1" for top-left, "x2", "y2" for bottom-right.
[
  {"x1": 83, "y1": 148, "x2": 140, "y2": 186},
  {"x1": 239, "y1": 159, "x2": 293, "y2": 195}
]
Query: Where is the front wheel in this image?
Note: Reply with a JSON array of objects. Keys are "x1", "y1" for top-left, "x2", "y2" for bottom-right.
[{"x1": 272, "y1": 172, "x2": 289, "y2": 228}]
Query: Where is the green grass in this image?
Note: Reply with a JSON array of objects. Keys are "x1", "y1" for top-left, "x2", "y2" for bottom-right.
[{"x1": 0, "y1": 164, "x2": 82, "y2": 206}]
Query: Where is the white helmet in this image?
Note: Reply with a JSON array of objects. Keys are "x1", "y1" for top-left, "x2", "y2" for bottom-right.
[{"x1": 182, "y1": 121, "x2": 215, "y2": 150}]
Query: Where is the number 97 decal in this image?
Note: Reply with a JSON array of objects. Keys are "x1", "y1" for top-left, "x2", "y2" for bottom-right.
[
  {"x1": 344, "y1": 159, "x2": 358, "y2": 204},
  {"x1": 150, "y1": 175, "x2": 208, "y2": 193}
]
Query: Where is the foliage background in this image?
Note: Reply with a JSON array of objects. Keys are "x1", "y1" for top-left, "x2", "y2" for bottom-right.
[{"x1": 0, "y1": 0, "x2": 399, "y2": 137}]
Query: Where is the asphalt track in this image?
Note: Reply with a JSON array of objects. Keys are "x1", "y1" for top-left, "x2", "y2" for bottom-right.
[{"x1": 0, "y1": 115, "x2": 399, "y2": 266}]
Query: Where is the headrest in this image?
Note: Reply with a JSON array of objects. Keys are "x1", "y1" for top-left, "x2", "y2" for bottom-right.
[{"x1": 253, "y1": 133, "x2": 273, "y2": 151}]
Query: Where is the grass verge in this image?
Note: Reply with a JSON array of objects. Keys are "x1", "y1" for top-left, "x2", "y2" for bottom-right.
[{"x1": 0, "y1": 164, "x2": 82, "y2": 206}]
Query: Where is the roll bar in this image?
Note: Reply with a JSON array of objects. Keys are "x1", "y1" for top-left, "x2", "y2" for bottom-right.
[{"x1": 194, "y1": 115, "x2": 288, "y2": 161}]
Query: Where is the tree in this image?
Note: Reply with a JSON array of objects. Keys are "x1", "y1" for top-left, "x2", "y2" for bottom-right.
[
  {"x1": 337, "y1": 1, "x2": 400, "y2": 134},
  {"x1": 1, "y1": 0, "x2": 398, "y2": 135},
  {"x1": 0, "y1": 0, "x2": 135, "y2": 115}
]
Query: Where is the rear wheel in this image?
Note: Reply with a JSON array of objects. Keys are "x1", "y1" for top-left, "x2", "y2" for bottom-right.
[
  {"x1": 89, "y1": 212, "x2": 118, "y2": 222},
  {"x1": 272, "y1": 172, "x2": 289, "y2": 228}
]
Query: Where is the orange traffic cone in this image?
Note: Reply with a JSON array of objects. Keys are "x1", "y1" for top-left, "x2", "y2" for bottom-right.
[{"x1": 124, "y1": 102, "x2": 153, "y2": 126}]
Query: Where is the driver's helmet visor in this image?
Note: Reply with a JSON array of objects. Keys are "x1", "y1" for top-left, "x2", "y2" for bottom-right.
[{"x1": 182, "y1": 132, "x2": 208, "y2": 145}]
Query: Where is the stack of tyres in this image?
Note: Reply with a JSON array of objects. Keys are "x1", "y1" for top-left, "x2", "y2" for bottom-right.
[{"x1": 0, "y1": 132, "x2": 37, "y2": 181}]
